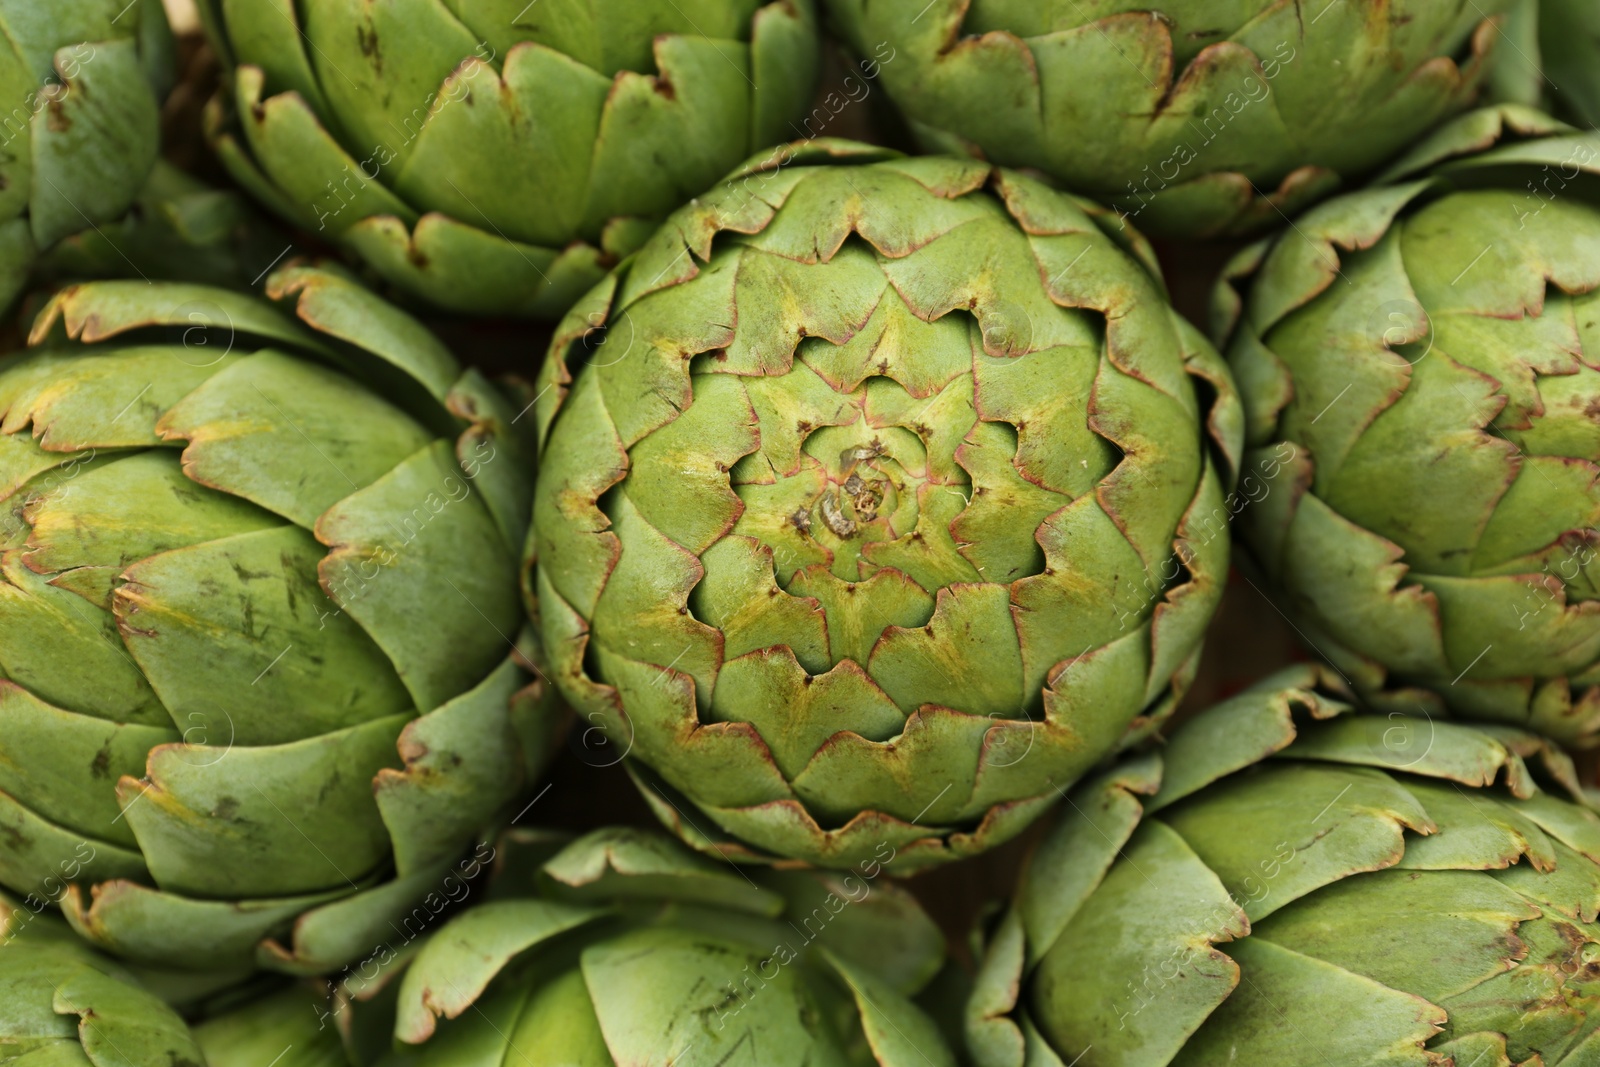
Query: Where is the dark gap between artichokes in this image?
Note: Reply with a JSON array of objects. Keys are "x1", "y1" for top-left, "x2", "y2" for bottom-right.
[
  {"x1": 529, "y1": 139, "x2": 1245, "y2": 873},
  {"x1": 0, "y1": 263, "x2": 564, "y2": 981}
]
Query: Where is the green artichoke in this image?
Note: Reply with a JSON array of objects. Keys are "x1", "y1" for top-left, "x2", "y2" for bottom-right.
[
  {"x1": 0, "y1": 0, "x2": 176, "y2": 310},
  {"x1": 194, "y1": 984, "x2": 349, "y2": 1067},
  {"x1": 1215, "y1": 106, "x2": 1600, "y2": 745},
  {"x1": 0, "y1": 903, "x2": 208, "y2": 1067},
  {"x1": 322, "y1": 826, "x2": 957, "y2": 1067},
  {"x1": 823, "y1": 0, "x2": 1512, "y2": 238},
  {"x1": 0, "y1": 265, "x2": 563, "y2": 979},
  {"x1": 197, "y1": 0, "x2": 821, "y2": 319},
  {"x1": 530, "y1": 140, "x2": 1242, "y2": 871},
  {"x1": 1493, "y1": 0, "x2": 1600, "y2": 129},
  {"x1": 968, "y1": 665, "x2": 1600, "y2": 1067},
  {"x1": 34, "y1": 159, "x2": 293, "y2": 295}
]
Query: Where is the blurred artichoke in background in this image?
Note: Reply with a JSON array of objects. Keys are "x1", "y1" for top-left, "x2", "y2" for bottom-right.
[
  {"x1": 321, "y1": 827, "x2": 956, "y2": 1067},
  {"x1": 824, "y1": 0, "x2": 1513, "y2": 238},
  {"x1": 0, "y1": 265, "x2": 562, "y2": 981},
  {"x1": 0, "y1": 0, "x2": 176, "y2": 310},
  {"x1": 530, "y1": 140, "x2": 1241, "y2": 871},
  {"x1": 194, "y1": 984, "x2": 349, "y2": 1067},
  {"x1": 1493, "y1": 0, "x2": 1600, "y2": 128},
  {"x1": 197, "y1": 0, "x2": 821, "y2": 318},
  {"x1": 1215, "y1": 107, "x2": 1600, "y2": 746},
  {"x1": 33, "y1": 159, "x2": 291, "y2": 294},
  {"x1": 969, "y1": 665, "x2": 1600, "y2": 1066}
]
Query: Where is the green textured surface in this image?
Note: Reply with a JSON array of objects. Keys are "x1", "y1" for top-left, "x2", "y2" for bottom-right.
[
  {"x1": 1218, "y1": 107, "x2": 1600, "y2": 744},
  {"x1": 199, "y1": 0, "x2": 821, "y2": 317},
  {"x1": 824, "y1": 0, "x2": 1511, "y2": 237},
  {"x1": 530, "y1": 142, "x2": 1241, "y2": 871},
  {"x1": 0, "y1": 267, "x2": 556, "y2": 982},
  {"x1": 971, "y1": 665, "x2": 1600, "y2": 1067}
]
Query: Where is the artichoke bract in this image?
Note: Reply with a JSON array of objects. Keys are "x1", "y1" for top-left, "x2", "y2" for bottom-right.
[
  {"x1": 0, "y1": 904, "x2": 207, "y2": 1067},
  {"x1": 824, "y1": 0, "x2": 1511, "y2": 238},
  {"x1": 1215, "y1": 107, "x2": 1600, "y2": 746},
  {"x1": 530, "y1": 140, "x2": 1242, "y2": 871},
  {"x1": 968, "y1": 665, "x2": 1600, "y2": 1067},
  {"x1": 197, "y1": 0, "x2": 821, "y2": 319},
  {"x1": 330, "y1": 827, "x2": 956, "y2": 1067},
  {"x1": 0, "y1": 265, "x2": 562, "y2": 978},
  {"x1": 194, "y1": 985, "x2": 348, "y2": 1067},
  {"x1": 0, "y1": 0, "x2": 175, "y2": 310}
]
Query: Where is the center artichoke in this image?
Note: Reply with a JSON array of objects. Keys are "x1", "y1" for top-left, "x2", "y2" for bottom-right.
[
  {"x1": 198, "y1": 0, "x2": 821, "y2": 318},
  {"x1": 530, "y1": 141, "x2": 1241, "y2": 871},
  {"x1": 0, "y1": 265, "x2": 562, "y2": 980}
]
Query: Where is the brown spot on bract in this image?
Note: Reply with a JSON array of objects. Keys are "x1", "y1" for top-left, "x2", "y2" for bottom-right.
[
  {"x1": 357, "y1": 24, "x2": 381, "y2": 73},
  {"x1": 46, "y1": 98, "x2": 70, "y2": 132}
]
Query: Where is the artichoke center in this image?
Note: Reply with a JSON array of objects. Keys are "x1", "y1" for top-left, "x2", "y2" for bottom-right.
[{"x1": 784, "y1": 425, "x2": 925, "y2": 583}]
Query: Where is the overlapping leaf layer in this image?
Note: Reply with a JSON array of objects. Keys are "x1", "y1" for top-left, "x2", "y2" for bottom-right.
[
  {"x1": 1220, "y1": 108, "x2": 1600, "y2": 744},
  {"x1": 826, "y1": 0, "x2": 1509, "y2": 236},
  {"x1": 0, "y1": 267, "x2": 555, "y2": 978},
  {"x1": 970, "y1": 666, "x2": 1600, "y2": 1067},
  {"x1": 199, "y1": 0, "x2": 819, "y2": 316},
  {"x1": 532, "y1": 143, "x2": 1241, "y2": 870}
]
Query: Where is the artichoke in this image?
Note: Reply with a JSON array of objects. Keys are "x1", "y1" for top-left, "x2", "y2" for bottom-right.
[
  {"x1": 323, "y1": 826, "x2": 957, "y2": 1067},
  {"x1": 530, "y1": 140, "x2": 1241, "y2": 871},
  {"x1": 968, "y1": 665, "x2": 1600, "y2": 1067},
  {"x1": 193, "y1": 984, "x2": 350, "y2": 1067},
  {"x1": 34, "y1": 159, "x2": 293, "y2": 295},
  {"x1": 1214, "y1": 106, "x2": 1600, "y2": 746},
  {"x1": 0, "y1": 265, "x2": 562, "y2": 979},
  {"x1": 197, "y1": 0, "x2": 821, "y2": 318},
  {"x1": 0, "y1": 0, "x2": 176, "y2": 310},
  {"x1": 824, "y1": 0, "x2": 1512, "y2": 238},
  {"x1": 0, "y1": 902, "x2": 208, "y2": 1067},
  {"x1": 1494, "y1": 0, "x2": 1600, "y2": 129}
]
